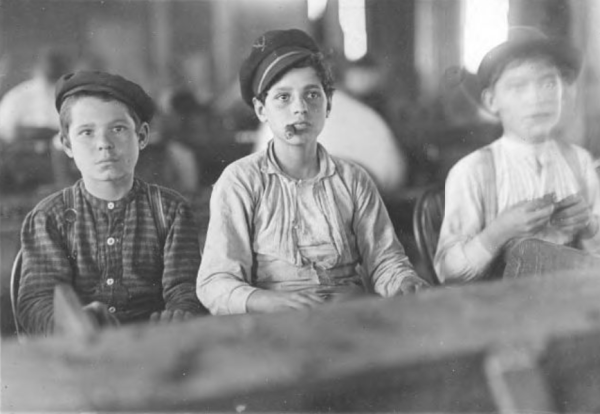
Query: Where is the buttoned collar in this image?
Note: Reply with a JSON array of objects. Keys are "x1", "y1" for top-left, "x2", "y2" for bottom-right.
[
  {"x1": 260, "y1": 139, "x2": 336, "y2": 180},
  {"x1": 80, "y1": 178, "x2": 142, "y2": 211}
]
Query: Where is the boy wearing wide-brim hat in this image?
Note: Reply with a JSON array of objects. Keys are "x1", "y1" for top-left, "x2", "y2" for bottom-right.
[
  {"x1": 18, "y1": 71, "x2": 206, "y2": 336},
  {"x1": 435, "y1": 27, "x2": 600, "y2": 284},
  {"x1": 197, "y1": 29, "x2": 428, "y2": 315}
]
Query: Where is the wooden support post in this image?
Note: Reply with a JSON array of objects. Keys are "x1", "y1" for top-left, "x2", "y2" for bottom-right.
[{"x1": 485, "y1": 343, "x2": 556, "y2": 413}]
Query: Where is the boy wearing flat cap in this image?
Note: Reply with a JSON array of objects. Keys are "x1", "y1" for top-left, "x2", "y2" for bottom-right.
[
  {"x1": 18, "y1": 71, "x2": 206, "y2": 336},
  {"x1": 435, "y1": 27, "x2": 600, "y2": 284},
  {"x1": 197, "y1": 29, "x2": 427, "y2": 315}
]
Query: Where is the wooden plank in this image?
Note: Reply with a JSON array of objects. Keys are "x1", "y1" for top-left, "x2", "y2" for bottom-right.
[{"x1": 2, "y1": 271, "x2": 600, "y2": 412}]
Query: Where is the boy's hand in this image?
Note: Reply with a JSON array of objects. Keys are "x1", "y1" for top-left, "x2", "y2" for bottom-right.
[
  {"x1": 398, "y1": 275, "x2": 430, "y2": 294},
  {"x1": 82, "y1": 301, "x2": 120, "y2": 328},
  {"x1": 488, "y1": 198, "x2": 555, "y2": 247},
  {"x1": 149, "y1": 309, "x2": 195, "y2": 324},
  {"x1": 551, "y1": 194, "x2": 598, "y2": 238},
  {"x1": 247, "y1": 289, "x2": 325, "y2": 313}
]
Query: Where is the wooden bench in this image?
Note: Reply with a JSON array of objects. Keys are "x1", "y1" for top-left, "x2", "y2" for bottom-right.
[{"x1": 3, "y1": 269, "x2": 600, "y2": 413}]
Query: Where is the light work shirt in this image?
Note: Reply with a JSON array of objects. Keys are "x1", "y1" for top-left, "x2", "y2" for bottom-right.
[
  {"x1": 197, "y1": 141, "x2": 417, "y2": 315},
  {"x1": 435, "y1": 136, "x2": 600, "y2": 284}
]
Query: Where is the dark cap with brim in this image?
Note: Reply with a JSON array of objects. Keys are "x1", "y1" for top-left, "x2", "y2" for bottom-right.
[
  {"x1": 477, "y1": 26, "x2": 582, "y2": 90},
  {"x1": 239, "y1": 29, "x2": 320, "y2": 106},
  {"x1": 55, "y1": 71, "x2": 155, "y2": 123}
]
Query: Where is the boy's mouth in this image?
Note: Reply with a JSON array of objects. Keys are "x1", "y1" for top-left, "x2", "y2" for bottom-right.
[
  {"x1": 527, "y1": 112, "x2": 554, "y2": 120},
  {"x1": 291, "y1": 121, "x2": 311, "y2": 130},
  {"x1": 96, "y1": 157, "x2": 119, "y2": 165}
]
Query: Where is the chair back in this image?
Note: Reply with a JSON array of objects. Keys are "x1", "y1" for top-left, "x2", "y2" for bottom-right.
[
  {"x1": 413, "y1": 186, "x2": 445, "y2": 285},
  {"x1": 10, "y1": 249, "x2": 24, "y2": 339}
]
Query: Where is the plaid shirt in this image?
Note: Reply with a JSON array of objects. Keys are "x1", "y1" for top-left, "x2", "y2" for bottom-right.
[{"x1": 18, "y1": 178, "x2": 205, "y2": 336}]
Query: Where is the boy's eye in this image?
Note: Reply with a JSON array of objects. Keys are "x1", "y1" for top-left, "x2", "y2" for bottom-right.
[
  {"x1": 275, "y1": 93, "x2": 290, "y2": 102},
  {"x1": 113, "y1": 125, "x2": 127, "y2": 133},
  {"x1": 78, "y1": 129, "x2": 93, "y2": 137},
  {"x1": 306, "y1": 91, "x2": 322, "y2": 100},
  {"x1": 543, "y1": 78, "x2": 557, "y2": 89},
  {"x1": 508, "y1": 82, "x2": 525, "y2": 91}
]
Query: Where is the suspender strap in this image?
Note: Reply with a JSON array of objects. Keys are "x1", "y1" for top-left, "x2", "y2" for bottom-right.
[
  {"x1": 481, "y1": 146, "x2": 497, "y2": 225},
  {"x1": 555, "y1": 139, "x2": 587, "y2": 202},
  {"x1": 480, "y1": 145, "x2": 506, "y2": 280},
  {"x1": 62, "y1": 186, "x2": 77, "y2": 261},
  {"x1": 148, "y1": 184, "x2": 168, "y2": 249},
  {"x1": 555, "y1": 139, "x2": 588, "y2": 248}
]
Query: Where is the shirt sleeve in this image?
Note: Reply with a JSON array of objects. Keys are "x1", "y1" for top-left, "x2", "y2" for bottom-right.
[
  {"x1": 162, "y1": 199, "x2": 206, "y2": 315},
  {"x1": 18, "y1": 208, "x2": 73, "y2": 336},
  {"x1": 577, "y1": 148, "x2": 600, "y2": 253},
  {"x1": 434, "y1": 153, "x2": 497, "y2": 284},
  {"x1": 196, "y1": 169, "x2": 258, "y2": 315},
  {"x1": 351, "y1": 167, "x2": 420, "y2": 297}
]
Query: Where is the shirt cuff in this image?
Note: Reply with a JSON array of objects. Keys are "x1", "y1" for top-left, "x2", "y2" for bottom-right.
[
  {"x1": 463, "y1": 235, "x2": 496, "y2": 272},
  {"x1": 227, "y1": 285, "x2": 259, "y2": 314}
]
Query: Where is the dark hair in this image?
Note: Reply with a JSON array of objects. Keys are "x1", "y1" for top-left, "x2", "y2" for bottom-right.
[
  {"x1": 487, "y1": 50, "x2": 577, "y2": 89},
  {"x1": 255, "y1": 53, "x2": 335, "y2": 106},
  {"x1": 59, "y1": 91, "x2": 142, "y2": 138}
]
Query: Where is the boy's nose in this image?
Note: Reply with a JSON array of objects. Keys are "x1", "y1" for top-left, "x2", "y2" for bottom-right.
[
  {"x1": 292, "y1": 97, "x2": 308, "y2": 114},
  {"x1": 97, "y1": 131, "x2": 115, "y2": 149}
]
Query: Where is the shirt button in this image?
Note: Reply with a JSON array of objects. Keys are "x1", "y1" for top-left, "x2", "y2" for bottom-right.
[
  {"x1": 108, "y1": 306, "x2": 116, "y2": 313},
  {"x1": 107, "y1": 202, "x2": 115, "y2": 210},
  {"x1": 106, "y1": 278, "x2": 114, "y2": 286},
  {"x1": 107, "y1": 237, "x2": 115, "y2": 246}
]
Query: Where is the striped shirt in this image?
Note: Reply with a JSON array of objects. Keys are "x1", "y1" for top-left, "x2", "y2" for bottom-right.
[
  {"x1": 18, "y1": 178, "x2": 205, "y2": 336},
  {"x1": 435, "y1": 136, "x2": 600, "y2": 284}
]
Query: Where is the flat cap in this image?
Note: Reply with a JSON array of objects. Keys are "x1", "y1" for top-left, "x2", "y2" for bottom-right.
[
  {"x1": 239, "y1": 28, "x2": 320, "y2": 106},
  {"x1": 477, "y1": 26, "x2": 581, "y2": 89},
  {"x1": 55, "y1": 70, "x2": 155, "y2": 123}
]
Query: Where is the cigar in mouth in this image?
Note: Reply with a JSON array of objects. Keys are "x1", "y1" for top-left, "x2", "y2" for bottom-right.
[{"x1": 284, "y1": 124, "x2": 296, "y2": 139}]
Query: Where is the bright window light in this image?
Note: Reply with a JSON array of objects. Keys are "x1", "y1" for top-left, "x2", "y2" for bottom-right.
[
  {"x1": 307, "y1": 0, "x2": 328, "y2": 21},
  {"x1": 339, "y1": 0, "x2": 367, "y2": 61},
  {"x1": 462, "y1": 0, "x2": 509, "y2": 73}
]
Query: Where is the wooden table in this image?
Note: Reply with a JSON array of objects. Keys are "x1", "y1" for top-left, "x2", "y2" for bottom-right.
[{"x1": 3, "y1": 270, "x2": 600, "y2": 413}]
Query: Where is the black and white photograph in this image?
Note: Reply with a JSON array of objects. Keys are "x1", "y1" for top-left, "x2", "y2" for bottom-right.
[{"x1": 1, "y1": 0, "x2": 600, "y2": 412}]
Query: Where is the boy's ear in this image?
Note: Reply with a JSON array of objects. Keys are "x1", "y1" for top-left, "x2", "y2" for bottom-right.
[
  {"x1": 60, "y1": 133, "x2": 74, "y2": 158},
  {"x1": 482, "y1": 88, "x2": 498, "y2": 115},
  {"x1": 137, "y1": 123, "x2": 150, "y2": 150},
  {"x1": 252, "y1": 97, "x2": 268, "y2": 123}
]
